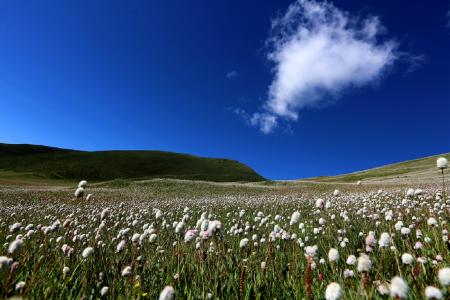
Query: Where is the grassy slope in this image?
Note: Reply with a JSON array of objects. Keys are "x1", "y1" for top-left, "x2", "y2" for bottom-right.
[
  {"x1": 305, "y1": 152, "x2": 450, "y2": 183},
  {"x1": 0, "y1": 143, "x2": 265, "y2": 183}
]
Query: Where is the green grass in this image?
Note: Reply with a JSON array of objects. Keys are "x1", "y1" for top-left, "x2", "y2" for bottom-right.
[
  {"x1": 306, "y1": 152, "x2": 450, "y2": 183},
  {"x1": 0, "y1": 143, "x2": 265, "y2": 183},
  {"x1": 0, "y1": 182, "x2": 448, "y2": 299}
]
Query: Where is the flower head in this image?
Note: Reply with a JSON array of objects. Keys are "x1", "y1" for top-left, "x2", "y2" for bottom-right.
[
  {"x1": 325, "y1": 282, "x2": 342, "y2": 300},
  {"x1": 159, "y1": 286, "x2": 174, "y2": 300},
  {"x1": 390, "y1": 276, "x2": 408, "y2": 299},
  {"x1": 437, "y1": 157, "x2": 448, "y2": 169}
]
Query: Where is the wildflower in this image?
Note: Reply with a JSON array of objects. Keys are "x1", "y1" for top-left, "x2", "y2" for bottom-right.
[
  {"x1": 159, "y1": 285, "x2": 174, "y2": 300},
  {"x1": 357, "y1": 254, "x2": 372, "y2": 272},
  {"x1": 346, "y1": 255, "x2": 356, "y2": 265},
  {"x1": 74, "y1": 187, "x2": 84, "y2": 198},
  {"x1": 290, "y1": 211, "x2": 301, "y2": 225},
  {"x1": 389, "y1": 276, "x2": 408, "y2": 299},
  {"x1": 78, "y1": 180, "x2": 87, "y2": 188},
  {"x1": 63, "y1": 266, "x2": 70, "y2": 276},
  {"x1": 9, "y1": 223, "x2": 21, "y2": 233},
  {"x1": 343, "y1": 269, "x2": 354, "y2": 278},
  {"x1": 328, "y1": 248, "x2": 339, "y2": 262},
  {"x1": 239, "y1": 238, "x2": 249, "y2": 248},
  {"x1": 261, "y1": 261, "x2": 266, "y2": 270},
  {"x1": 184, "y1": 229, "x2": 197, "y2": 242},
  {"x1": 325, "y1": 282, "x2": 342, "y2": 300},
  {"x1": 438, "y1": 267, "x2": 450, "y2": 286},
  {"x1": 414, "y1": 241, "x2": 423, "y2": 250},
  {"x1": 315, "y1": 198, "x2": 325, "y2": 209},
  {"x1": 377, "y1": 283, "x2": 389, "y2": 296},
  {"x1": 427, "y1": 217, "x2": 438, "y2": 227},
  {"x1": 437, "y1": 157, "x2": 448, "y2": 169},
  {"x1": 400, "y1": 227, "x2": 410, "y2": 235},
  {"x1": 0, "y1": 256, "x2": 12, "y2": 272},
  {"x1": 379, "y1": 232, "x2": 391, "y2": 248},
  {"x1": 149, "y1": 233, "x2": 157, "y2": 243},
  {"x1": 122, "y1": 266, "x2": 132, "y2": 277},
  {"x1": 82, "y1": 247, "x2": 94, "y2": 258},
  {"x1": 305, "y1": 246, "x2": 317, "y2": 258},
  {"x1": 100, "y1": 286, "x2": 109, "y2": 296},
  {"x1": 15, "y1": 281, "x2": 25, "y2": 291},
  {"x1": 424, "y1": 286, "x2": 442, "y2": 299},
  {"x1": 116, "y1": 240, "x2": 126, "y2": 252},
  {"x1": 401, "y1": 253, "x2": 414, "y2": 265},
  {"x1": 365, "y1": 233, "x2": 376, "y2": 252},
  {"x1": 8, "y1": 239, "x2": 23, "y2": 254},
  {"x1": 100, "y1": 208, "x2": 110, "y2": 220},
  {"x1": 406, "y1": 188, "x2": 415, "y2": 197}
]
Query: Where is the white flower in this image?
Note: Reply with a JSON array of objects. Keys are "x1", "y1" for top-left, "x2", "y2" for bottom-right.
[
  {"x1": 131, "y1": 233, "x2": 140, "y2": 243},
  {"x1": 290, "y1": 211, "x2": 301, "y2": 225},
  {"x1": 328, "y1": 248, "x2": 339, "y2": 262},
  {"x1": 343, "y1": 269, "x2": 354, "y2": 278},
  {"x1": 438, "y1": 267, "x2": 450, "y2": 286},
  {"x1": 100, "y1": 208, "x2": 110, "y2": 220},
  {"x1": 400, "y1": 227, "x2": 410, "y2": 235},
  {"x1": 437, "y1": 157, "x2": 448, "y2": 169},
  {"x1": 427, "y1": 217, "x2": 438, "y2": 227},
  {"x1": 63, "y1": 266, "x2": 70, "y2": 276},
  {"x1": 261, "y1": 261, "x2": 266, "y2": 270},
  {"x1": 74, "y1": 187, "x2": 84, "y2": 198},
  {"x1": 239, "y1": 238, "x2": 249, "y2": 248},
  {"x1": 305, "y1": 246, "x2": 317, "y2": 257},
  {"x1": 82, "y1": 247, "x2": 94, "y2": 258},
  {"x1": 159, "y1": 285, "x2": 174, "y2": 300},
  {"x1": 8, "y1": 239, "x2": 23, "y2": 254},
  {"x1": 121, "y1": 266, "x2": 132, "y2": 277},
  {"x1": 78, "y1": 180, "x2": 87, "y2": 188},
  {"x1": 15, "y1": 281, "x2": 25, "y2": 291},
  {"x1": 315, "y1": 198, "x2": 325, "y2": 209},
  {"x1": 346, "y1": 255, "x2": 357, "y2": 265},
  {"x1": 406, "y1": 188, "x2": 415, "y2": 197},
  {"x1": 424, "y1": 286, "x2": 442, "y2": 299},
  {"x1": 390, "y1": 276, "x2": 408, "y2": 299},
  {"x1": 116, "y1": 240, "x2": 126, "y2": 252},
  {"x1": 149, "y1": 233, "x2": 157, "y2": 243},
  {"x1": 0, "y1": 256, "x2": 12, "y2": 272},
  {"x1": 86, "y1": 194, "x2": 93, "y2": 201},
  {"x1": 100, "y1": 286, "x2": 109, "y2": 296},
  {"x1": 184, "y1": 229, "x2": 197, "y2": 243},
  {"x1": 325, "y1": 282, "x2": 342, "y2": 300},
  {"x1": 333, "y1": 189, "x2": 340, "y2": 196},
  {"x1": 379, "y1": 232, "x2": 391, "y2": 248},
  {"x1": 357, "y1": 254, "x2": 372, "y2": 272},
  {"x1": 9, "y1": 223, "x2": 21, "y2": 233},
  {"x1": 401, "y1": 253, "x2": 414, "y2": 265},
  {"x1": 377, "y1": 283, "x2": 389, "y2": 296}
]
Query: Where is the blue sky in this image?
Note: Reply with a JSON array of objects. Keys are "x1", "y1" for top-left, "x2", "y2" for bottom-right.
[{"x1": 0, "y1": 0, "x2": 449, "y2": 180}]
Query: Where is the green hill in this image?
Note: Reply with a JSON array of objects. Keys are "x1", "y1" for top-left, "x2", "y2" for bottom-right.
[
  {"x1": 0, "y1": 143, "x2": 265, "y2": 183},
  {"x1": 305, "y1": 152, "x2": 449, "y2": 184}
]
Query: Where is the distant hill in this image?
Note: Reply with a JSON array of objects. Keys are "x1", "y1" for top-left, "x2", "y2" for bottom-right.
[
  {"x1": 305, "y1": 152, "x2": 449, "y2": 184},
  {"x1": 0, "y1": 143, "x2": 265, "y2": 183}
]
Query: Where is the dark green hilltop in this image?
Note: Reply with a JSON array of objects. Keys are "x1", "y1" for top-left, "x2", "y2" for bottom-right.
[{"x1": 0, "y1": 143, "x2": 265, "y2": 183}]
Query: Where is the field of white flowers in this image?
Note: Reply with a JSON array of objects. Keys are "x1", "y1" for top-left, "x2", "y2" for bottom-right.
[{"x1": 0, "y1": 159, "x2": 449, "y2": 299}]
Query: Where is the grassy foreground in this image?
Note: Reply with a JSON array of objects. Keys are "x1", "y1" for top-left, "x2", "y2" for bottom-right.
[{"x1": 0, "y1": 177, "x2": 449, "y2": 299}]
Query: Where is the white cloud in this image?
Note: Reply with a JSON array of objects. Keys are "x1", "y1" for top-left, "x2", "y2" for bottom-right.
[
  {"x1": 226, "y1": 70, "x2": 238, "y2": 79},
  {"x1": 251, "y1": 0, "x2": 398, "y2": 133},
  {"x1": 447, "y1": 10, "x2": 450, "y2": 28}
]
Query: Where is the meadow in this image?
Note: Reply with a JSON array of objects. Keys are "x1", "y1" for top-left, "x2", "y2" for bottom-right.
[{"x1": 0, "y1": 168, "x2": 449, "y2": 299}]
